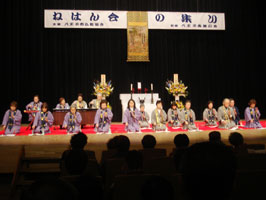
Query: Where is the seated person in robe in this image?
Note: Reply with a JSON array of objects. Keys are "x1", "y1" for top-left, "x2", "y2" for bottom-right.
[
  {"x1": 217, "y1": 98, "x2": 236, "y2": 129},
  {"x1": 26, "y1": 95, "x2": 42, "y2": 121},
  {"x1": 167, "y1": 102, "x2": 181, "y2": 127},
  {"x1": 123, "y1": 99, "x2": 141, "y2": 133},
  {"x1": 229, "y1": 98, "x2": 241, "y2": 125},
  {"x1": 63, "y1": 106, "x2": 82, "y2": 134},
  {"x1": 32, "y1": 102, "x2": 54, "y2": 135},
  {"x1": 56, "y1": 97, "x2": 70, "y2": 109},
  {"x1": 2, "y1": 101, "x2": 22, "y2": 136},
  {"x1": 89, "y1": 93, "x2": 103, "y2": 109},
  {"x1": 94, "y1": 100, "x2": 113, "y2": 134},
  {"x1": 71, "y1": 93, "x2": 88, "y2": 109},
  {"x1": 139, "y1": 104, "x2": 150, "y2": 128},
  {"x1": 151, "y1": 100, "x2": 167, "y2": 131},
  {"x1": 244, "y1": 99, "x2": 262, "y2": 128},
  {"x1": 203, "y1": 100, "x2": 218, "y2": 126},
  {"x1": 180, "y1": 100, "x2": 197, "y2": 131}
]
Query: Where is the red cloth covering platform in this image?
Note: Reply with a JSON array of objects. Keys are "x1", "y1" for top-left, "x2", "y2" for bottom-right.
[{"x1": 1, "y1": 121, "x2": 266, "y2": 136}]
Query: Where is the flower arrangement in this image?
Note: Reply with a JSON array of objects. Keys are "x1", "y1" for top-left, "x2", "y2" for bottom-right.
[
  {"x1": 165, "y1": 80, "x2": 188, "y2": 97},
  {"x1": 175, "y1": 100, "x2": 184, "y2": 110},
  {"x1": 93, "y1": 80, "x2": 114, "y2": 97}
]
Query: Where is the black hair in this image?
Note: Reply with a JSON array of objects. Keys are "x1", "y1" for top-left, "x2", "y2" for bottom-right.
[
  {"x1": 174, "y1": 134, "x2": 190, "y2": 148},
  {"x1": 100, "y1": 100, "x2": 108, "y2": 108},
  {"x1": 127, "y1": 99, "x2": 136, "y2": 110},
  {"x1": 142, "y1": 135, "x2": 157, "y2": 149},
  {"x1": 70, "y1": 132, "x2": 88, "y2": 150},
  {"x1": 156, "y1": 100, "x2": 162, "y2": 105},
  {"x1": 229, "y1": 132, "x2": 244, "y2": 147}
]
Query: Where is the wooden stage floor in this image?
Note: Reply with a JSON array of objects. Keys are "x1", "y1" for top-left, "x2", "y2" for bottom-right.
[{"x1": 1, "y1": 127, "x2": 266, "y2": 162}]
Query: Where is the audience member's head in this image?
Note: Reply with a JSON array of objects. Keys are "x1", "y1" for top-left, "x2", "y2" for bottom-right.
[
  {"x1": 106, "y1": 137, "x2": 118, "y2": 150},
  {"x1": 174, "y1": 134, "x2": 190, "y2": 149},
  {"x1": 229, "y1": 132, "x2": 244, "y2": 147},
  {"x1": 181, "y1": 142, "x2": 236, "y2": 200},
  {"x1": 125, "y1": 150, "x2": 143, "y2": 172},
  {"x1": 21, "y1": 178, "x2": 78, "y2": 200},
  {"x1": 116, "y1": 135, "x2": 130, "y2": 153},
  {"x1": 209, "y1": 131, "x2": 222, "y2": 143},
  {"x1": 70, "y1": 132, "x2": 88, "y2": 150},
  {"x1": 142, "y1": 135, "x2": 157, "y2": 149},
  {"x1": 141, "y1": 176, "x2": 174, "y2": 200}
]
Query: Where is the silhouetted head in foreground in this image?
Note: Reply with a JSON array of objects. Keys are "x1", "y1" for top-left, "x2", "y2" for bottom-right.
[
  {"x1": 229, "y1": 132, "x2": 244, "y2": 147},
  {"x1": 209, "y1": 131, "x2": 222, "y2": 143},
  {"x1": 21, "y1": 179, "x2": 78, "y2": 200},
  {"x1": 106, "y1": 137, "x2": 118, "y2": 150},
  {"x1": 181, "y1": 142, "x2": 236, "y2": 200},
  {"x1": 142, "y1": 135, "x2": 157, "y2": 149},
  {"x1": 174, "y1": 134, "x2": 190, "y2": 149},
  {"x1": 116, "y1": 135, "x2": 130, "y2": 153},
  {"x1": 141, "y1": 176, "x2": 174, "y2": 200},
  {"x1": 70, "y1": 132, "x2": 88, "y2": 150}
]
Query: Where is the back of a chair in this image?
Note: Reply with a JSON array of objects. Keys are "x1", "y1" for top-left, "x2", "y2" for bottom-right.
[
  {"x1": 60, "y1": 156, "x2": 100, "y2": 176},
  {"x1": 84, "y1": 159, "x2": 100, "y2": 176},
  {"x1": 246, "y1": 144, "x2": 265, "y2": 150},
  {"x1": 143, "y1": 157, "x2": 176, "y2": 175},
  {"x1": 104, "y1": 159, "x2": 125, "y2": 188},
  {"x1": 112, "y1": 174, "x2": 154, "y2": 200},
  {"x1": 233, "y1": 170, "x2": 266, "y2": 199},
  {"x1": 101, "y1": 150, "x2": 117, "y2": 164},
  {"x1": 24, "y1": 145, "x2": 68, "y2": 158},
  {"x1": 113, "y1": 174, "x2": 184, "y2": 200},
  {"x1": 139, "y1": 148, "x2": 167, "y2": 161},
  {"x1": 237, "y1": 154, "x2": 266, "y2": 170},
  {"x1": 60, "y1": 174, "x2": 103, "y2": 185},
  {"x1": 86, "y1": 150, "x2": 96, "y2": 160}
]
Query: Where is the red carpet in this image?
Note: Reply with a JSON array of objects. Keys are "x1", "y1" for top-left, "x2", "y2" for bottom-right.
[{"x1": 1, "y1": 121, "x2": 266, "y2": 136}]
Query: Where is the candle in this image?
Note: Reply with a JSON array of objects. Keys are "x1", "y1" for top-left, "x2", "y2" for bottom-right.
[
  {"x1": 101, "y1": 74, "x2": 106, "y2": 85},
  {"x1": 137, "y1": 82, "x2": 141, "y2": 89},
  {"x1": 130, "y1": 84, "x2": 133, "y2": 91},
  {"x1": 174, "y1": 74, "x2": 178, "y2": 84},
  {"x1": 151, "y1": 83, "x2": 153, "y2": 91}
]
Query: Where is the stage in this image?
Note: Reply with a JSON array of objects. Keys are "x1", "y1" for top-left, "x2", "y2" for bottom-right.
[{"x1": 1, "y1": 121, "x2": 266, "y2": 162}]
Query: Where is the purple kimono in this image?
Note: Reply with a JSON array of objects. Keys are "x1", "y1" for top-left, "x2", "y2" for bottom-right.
[
  {"x1": 123, "y1": 108, "x2": 141, "y2": 132},
  {"x1": 56, "y1": 103, "x2": 70, "y2": 109},
  {"x1": 94, "y1": 108, "x2": 113, "y2": 133},
  {"x1": 2, "y1": 109, "x2": 22, "y2": 135},
  {"x1": 26, "y1": 101, "x2": 42, "y2": 121},
  {"x1": 33, "y1": 111, "x2": 54, "y2": 134},
  {"x1": 244, "y1": 107, "x2": 262, "y2": 128},
  {"x1": 63, "y1": 112, "x2": 82, "y2": 133}
]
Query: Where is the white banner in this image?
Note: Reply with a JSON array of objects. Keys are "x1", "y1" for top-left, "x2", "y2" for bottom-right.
[
  {"x1": 148, "y1": 12, "x2": 225, "y2": 30},
  {"x1": 44, "y1": 10, "x2": 127, "y2": 29},
  {"x1": 44, "y1": 10, "x2": 225, "y2": 30}
]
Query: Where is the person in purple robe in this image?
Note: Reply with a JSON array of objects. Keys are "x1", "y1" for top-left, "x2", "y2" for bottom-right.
[
  {"x1": 26, "y1": 95, "x2": 42, "y2": 121},
  {"x1": 32, "y1": 102, "x2": 54, "y2": 135},
  {"x1": 56, "y1": 97, "x2": 70, "y2": 109},
  {"x1": 244, "y1": 99, "x2": 262, "y2": 128},
  {"x1": 2, "y1": 101, "x2": 22, "y2": 136},
  {"x1": 63, "y1": 106, "x2": 82, "y2": 134},
  {"x1": 123, "y1": 99, "x2": 141, "y2": 133},
  {"x1": 94, "y1": 100, "x2": 113, "y2": 134}
]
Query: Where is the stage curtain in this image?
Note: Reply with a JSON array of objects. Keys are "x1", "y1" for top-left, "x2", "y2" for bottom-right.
[{"x1": 1, "y1": 0, "x2": 265, "y2": 122}]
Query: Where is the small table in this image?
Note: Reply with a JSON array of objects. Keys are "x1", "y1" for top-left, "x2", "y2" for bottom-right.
[
  {"x1": 52, "y1": 108, "x2": 97, "y2": 126},
  {"x1": 24, "y1": 110, "x2": 39, "y2": 130}
]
